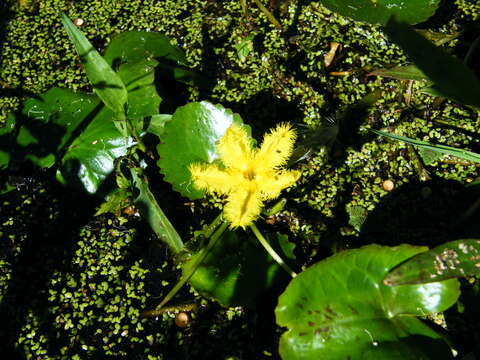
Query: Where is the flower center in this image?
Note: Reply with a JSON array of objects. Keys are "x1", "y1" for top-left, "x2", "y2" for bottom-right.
[{"x1": 243, "y1": 169, "x2": 256, "y2": 181}]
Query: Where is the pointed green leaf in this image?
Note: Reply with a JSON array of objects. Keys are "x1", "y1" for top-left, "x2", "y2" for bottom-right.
[
  {"x1": 385, "y1": 17, "x2": 480, "y2": 107},
  {"x1": 157, "y1": 102, "x2": 245, "y2": 200},
  {"x1": 130, "y1": 167, "x2": 184, "y2": 254},
  {"x1": 371, "y1": 129, "x2": 480, "y2": 163},
  {"x1": 368, "y1": 65, "x2": 428, "y2": 82},
  {"x1": 61, "y1": 14, "x2": 128, "y2": 115},
  {"x1": 385, "y1": 239, "x2": 480, "y2": 285},
  {"x1": 317, "y1": 0, "x2": 440, "y2": 25},
  {"x1": 275, "y1": 244, "x2": 460, "y2": 360}
]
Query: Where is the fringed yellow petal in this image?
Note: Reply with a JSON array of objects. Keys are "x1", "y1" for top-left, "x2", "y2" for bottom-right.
[
  {"x1": 260, "y1": 170, "x2": 301, "y2": 200},
  {"x1": 255, "y1": 123, "x2": 296, "y2": 169},
  {"x1": 217, "y1": 124, "x2": 253, "y2": 169},
  {"x1": 189, "y1": 163, "x2": 233, "y2": 194},
  {"x1": 224, "y1": 184, "x2": 263, "y2": 229}
]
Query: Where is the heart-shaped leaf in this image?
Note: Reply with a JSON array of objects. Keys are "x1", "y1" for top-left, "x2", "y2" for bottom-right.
[
  {"x1": 318, "y1": 0, "x2": 440, "y2": 25},
  {"x1": 185, "y1": 231, "x2": 294, "y2": 307},
  {"x1": 275, "y1": 244, "x2": 460, "y2": 360},
  {"x1": 157, "y1": 102, "x2": 245, "y2": 200},
  {"x1": 385, "y1": 239, "x2": 480, "y2": 285}
]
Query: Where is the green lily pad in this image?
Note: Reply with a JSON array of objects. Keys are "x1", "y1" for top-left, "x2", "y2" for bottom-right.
[
  {"x1": 385, "y1": 239, "x2": 480, "y2": 285},
  {"x1": 56, "y1": 106, "x2": 134, "y2": 194},
  {"x1": 318, "y1": 0, "x2": 440, "y2": 25},
  {"x1": 103, "y1": 31, "x2": 188, "y2": 67},
  {"x1": 157, "y1": 102, "x2": 245, "y2": 200},
  {"x1": 275, "y1": 244, "x2": 460, "y2": 360},
  {"x1": 186, "y1": 231, "x2": 294, "y2": 307}
]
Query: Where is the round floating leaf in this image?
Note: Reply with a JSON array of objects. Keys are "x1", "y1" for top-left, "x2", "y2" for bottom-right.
[
  {"x1": 185, "y1": 231, "x2": 294, "y2": 307},
  {"x1": 157, "y1": 102, "x2": 244, "y2": 200},
  {"x1": 103, "y1": 31, "x2": 188, "y2": 67},
  {"x1": 57, "y1": 107, "x2": 134, "y2": 194},
  {"x1": 318, "y1": 0, "x2": 440, "y2": 25},
  {"x1": 275, "y1": 244, "x2": 460, "y2": 360}
]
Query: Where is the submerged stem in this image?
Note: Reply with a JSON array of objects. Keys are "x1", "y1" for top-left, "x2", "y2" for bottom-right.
[
  {"x1": 249, "y1": 223, "x2": 296, "y2": 278},
  {"x1": 151, "y1": 220, "x2": 229, "y2": 312}
]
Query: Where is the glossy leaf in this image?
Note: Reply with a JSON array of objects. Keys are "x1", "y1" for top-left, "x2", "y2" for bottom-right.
[
  {"x1": 157, "y1": 102, "x2": 245, "y2": 200},
  {"x1": 61, "y1": 14, "x2": 128, "y2": 115},
  {"x1": 275, "y1": 244, "x2": 460, "y2": 360},
  {"x1": 117, "y1": 58, "x2": 162, "y2": 132},
  {"x1": 385, "y1": 17, "x2": 480, "y2": 107},
  {"x1": 130, "y1": 167, "x2": 184, "y2": 254},
  {"x1": 103, "y1": 31, "x2": 188, "y2": 67},
  {"x1": 317, "y1": 0, "x2": 440, "y2": 25},
  {"x1": 56, "y1": 106, "x2": 134, "y2": 194},
  {"x1": 385, "y1": 239, "x2": 480, "y2": 285},
  {"x1": 368, "y1": 65, "x2": 428, "y2": 82},
  {"x1": 145, "y1": 114, "x2": 171, "y2": 136},
  {"x1": 13, "y1": 88, "x2": 100, "y2": 168},
  {"x1": 371, "y1": 129, "x2": 480, "y2": 163},
  {"x1": 186, "y1": 231, "x2": 294, "y2": 307}
]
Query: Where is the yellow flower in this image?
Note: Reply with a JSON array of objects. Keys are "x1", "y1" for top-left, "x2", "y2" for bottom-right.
[{"x1": 189, "y1": 123, "x2": 300, "y2": 228}]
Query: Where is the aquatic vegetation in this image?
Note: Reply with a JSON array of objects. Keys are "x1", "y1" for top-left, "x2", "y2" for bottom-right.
[{"x1": 1, "y1": 1, "x2": 480, "y2": 359}]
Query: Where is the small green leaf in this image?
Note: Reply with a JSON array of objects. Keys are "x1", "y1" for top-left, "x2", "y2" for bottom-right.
[
  {"x1": 235, "y1": 35, "x2": 255, "y2": 62},
  {"x1": 130, "y1": 167, "x2": 184, "y2": 254},
  {"x1": 275, "y1": 244, "x2": 460, "y2": 360},
  {"x1": 103, "y1": 31, "x2": 188, "y2": 67},
  {"x1": 157, "y1": 102, "x2": 245, "y2": 200},
  {"x1": 61, "y1": 14, "x2": 128, "y2": 115},
  {"x1": 371, "y1": 129, "x2": 480, "y2": 163},
  {"x1": 385, "y1": 17, "x2": 480, "y2": 107},
  {"x1": 317, "y1": 0, "x2": 440, "y2": 25},
  {"x1": 368, "y1": 65, "x2": 428, "y2": 82},
  {"x1": 186, "y1": 231, "x2": 294, "y2": 307},
  {"x1": 56, "y1": 106, "x2": 134, "y2": 194},
  {"x1": 385, "y1": 239, "x2": 480, "y2": 285},
  {"x1": 94, "y1": 188, "x2": 131, "y2": 216}
]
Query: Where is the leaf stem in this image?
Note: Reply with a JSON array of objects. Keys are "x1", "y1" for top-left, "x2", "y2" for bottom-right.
[
  {"x1": 152, "y1": 220, "x2": 229, "y2": 312},
  {"x1": 249, "y1": 223, "x2": 296, "y2": 278},
  {"x1": 251, "y1": 0, "x2": 282, "y2": 30}
]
